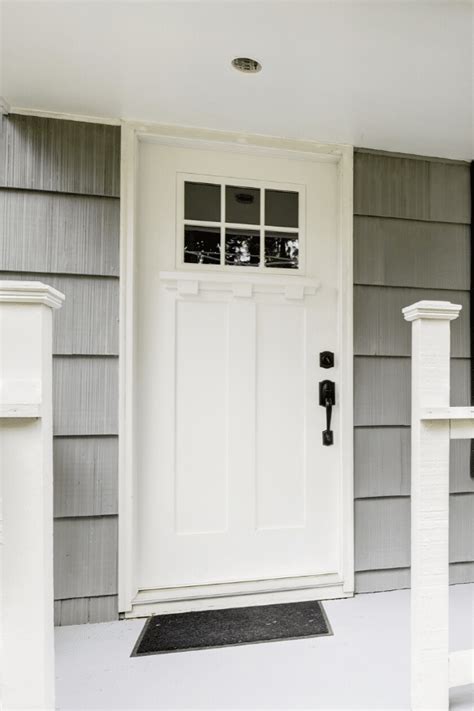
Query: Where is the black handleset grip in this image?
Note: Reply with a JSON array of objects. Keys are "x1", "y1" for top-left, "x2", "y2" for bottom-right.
[{"x1": 319, "y1": 379, "x2": 336, "y2": 446}]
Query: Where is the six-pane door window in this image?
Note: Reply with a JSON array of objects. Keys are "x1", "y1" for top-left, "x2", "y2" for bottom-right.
[{"x1": 183, "y1": 181, "x2": 300, "y2": 269}]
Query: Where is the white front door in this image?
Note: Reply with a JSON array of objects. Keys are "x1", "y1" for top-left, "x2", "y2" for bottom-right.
[{"x1": 128, "y1": 133, "x2": 352, "y2": 615}]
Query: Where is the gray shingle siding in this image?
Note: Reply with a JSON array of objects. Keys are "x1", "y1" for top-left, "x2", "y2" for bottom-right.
[
  {"x1": 2, "y1": 115, "x2": 472, "y2": 620},
  {"x1": 353, "y1": 148, "x2": 473, "y2": 592},
  {"x1": 0, "y1": 114, "x2": 120, "y2": 622}
]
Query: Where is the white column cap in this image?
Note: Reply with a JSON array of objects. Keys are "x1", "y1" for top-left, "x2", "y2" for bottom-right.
[
  {"x1": 0, "y1": 281, "x2": 65, "y2": 309},
  {"x1": 402, "y1": 300, "x2": 462, "y2": 322}
]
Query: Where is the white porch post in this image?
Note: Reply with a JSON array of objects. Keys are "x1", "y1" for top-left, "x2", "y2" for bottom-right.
[
  {"x1": 403, "y1": 301, "x2": 462, "y2": 711},
  {"x1": 0, "y1": 281, "x2": 64, "y2": 710}
]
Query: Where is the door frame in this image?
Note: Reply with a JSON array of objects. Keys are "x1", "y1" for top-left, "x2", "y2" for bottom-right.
[{"x1": 118, "y1": 120, "x2": 354, "y2": 614}]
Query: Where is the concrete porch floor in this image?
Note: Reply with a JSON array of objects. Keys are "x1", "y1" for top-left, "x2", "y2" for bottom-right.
[{"x1": 56, "y1": 585, "x2": 474, "y2": 710}]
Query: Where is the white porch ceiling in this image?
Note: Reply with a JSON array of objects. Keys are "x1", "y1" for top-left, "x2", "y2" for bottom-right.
[{"x1": 1, "y1": 0, "x2": 473, "y2": 160}]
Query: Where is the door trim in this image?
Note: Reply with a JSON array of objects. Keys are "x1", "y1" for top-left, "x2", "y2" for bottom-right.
[{"x1": 118, "y1": 121, "x2": 354, "y2": 614}]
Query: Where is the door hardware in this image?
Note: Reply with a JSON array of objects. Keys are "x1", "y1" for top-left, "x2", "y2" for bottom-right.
[
  {"x1": 320, "y1": 351, "x2": 334, "y2": 369},
  {"x1": 319, "y1": 380, "x2": 336, "y2": 446}
]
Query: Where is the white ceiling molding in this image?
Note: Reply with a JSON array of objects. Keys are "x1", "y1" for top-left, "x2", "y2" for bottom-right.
[
  {"x1": 9, "y1": 106, "x2": 120, "y2": 125},
  {"x1": 0, "y1": 97, "x2": 10, "y2": 115}
]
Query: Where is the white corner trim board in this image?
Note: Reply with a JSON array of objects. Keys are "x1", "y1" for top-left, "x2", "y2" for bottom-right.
[
  {"x1": 403, "y1": 300, "x2": 474, "y2": 711},
  {"x1": 0, "y1": 280, "x2": 65, "y2": 309}
]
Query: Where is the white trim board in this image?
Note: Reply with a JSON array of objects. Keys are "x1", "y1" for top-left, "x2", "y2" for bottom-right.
[
  {"x1": 118, "y1": 121, "x2": 354, "y2": 614},
  {"x1": 126, "y1": 579, "x2": 350, "y2": 618},
  {"x1": 133, "y1": 121, "x2": 349, "y2": 159},
  {"x1": 8, "y1": 109, "x2": 350, "y2": 160},
  {"x1": 9, "y1": 105, "x2": 120, "y2": 125},
  {"x1": 0, "y1": 97, "x2": 11, "y2": 115}
]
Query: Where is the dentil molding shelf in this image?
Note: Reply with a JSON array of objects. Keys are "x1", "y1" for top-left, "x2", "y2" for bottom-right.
[{"x1": 159, "y1": 271, "x2": 320, "y2": 300}]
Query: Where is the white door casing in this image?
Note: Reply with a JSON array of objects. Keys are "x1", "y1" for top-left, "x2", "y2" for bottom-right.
[{"x1": 119, "y1": 123, "x2": 353, "y2": 616}]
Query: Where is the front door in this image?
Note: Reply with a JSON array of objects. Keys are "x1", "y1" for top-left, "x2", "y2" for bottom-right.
[{"x1": 130, "y1": 135, "x2": 352, "y2": 615}]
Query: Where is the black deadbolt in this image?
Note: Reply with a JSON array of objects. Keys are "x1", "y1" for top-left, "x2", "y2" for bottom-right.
[{"x1": 320, "y1": 351, "x2": 334, "y2": 369}]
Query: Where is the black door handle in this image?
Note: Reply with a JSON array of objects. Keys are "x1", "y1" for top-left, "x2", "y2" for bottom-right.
[{"x1": 319, "y1": 380, "x2": 336, "y2": 446}]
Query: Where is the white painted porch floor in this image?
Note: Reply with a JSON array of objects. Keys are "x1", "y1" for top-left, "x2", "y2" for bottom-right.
[{"x1": 56, "y1": 585, "x2": 474, "y2": 710}]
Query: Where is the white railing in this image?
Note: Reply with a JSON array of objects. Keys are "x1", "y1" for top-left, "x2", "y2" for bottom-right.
[
  {"x1": 0, "y1": 281, "x2": 64, "y2": 710},
  {"x1": 403, "y1": 301, "x2": 474, "y2": 711}
]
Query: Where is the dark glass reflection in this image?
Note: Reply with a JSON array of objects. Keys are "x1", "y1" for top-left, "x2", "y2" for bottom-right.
[
  {"x1": 185, "y1": 182, "x2": 221, "y2": 222},
  {"x1": 184, "y1": 226, "x2": 221, "y2": 264},
  {"x1": 225, "y1": 229, "x2": 260, "y2": 266},
  {"x1": 265, "y1": 190, "x2": 298, "y2": 228},
  {"x1": 225, "y1": 186, "x2": 260, "y2": 225},
  {"x1": 265, "y1": 231, "x2": 299, "y2": 269}
]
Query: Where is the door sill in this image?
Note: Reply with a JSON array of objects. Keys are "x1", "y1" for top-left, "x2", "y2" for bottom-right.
[{"x1": 126, "y1": 574, "x2": 353, "y2": 617}]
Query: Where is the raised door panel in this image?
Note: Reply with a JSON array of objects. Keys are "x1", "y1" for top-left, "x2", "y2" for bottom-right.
[
  {"x1": 256, "y1": 301, "x2": 306, "y2": 530},
  {"x1": 175, "y1": 298, "x2": 229, "y2": 534}
]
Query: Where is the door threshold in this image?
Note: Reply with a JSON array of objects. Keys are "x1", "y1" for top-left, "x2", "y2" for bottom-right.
[{"x1": 125, "y1": 577, "x2": 353, "y2": 618}]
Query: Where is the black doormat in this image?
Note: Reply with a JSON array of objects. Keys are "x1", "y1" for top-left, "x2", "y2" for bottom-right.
[{"x1": 131, "y1": 600, "x2": 332, "y2": 656}]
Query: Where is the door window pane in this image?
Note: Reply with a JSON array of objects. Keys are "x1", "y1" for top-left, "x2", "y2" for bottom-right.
[
  {"x1": 225, "y1": 186, "x2": 260, "y2": 225},
  {"x1": 225, "y1": 229, "x2": 260, "y2": 266},
  {"x1": 265, "y1": 190, "x2": 298, "y2": 228},
  {"x1": 184, "y1": 226, "x2": 221, "y2": 264},
  {"x1": 265, "y1": 231, "x2": 299, "y2": 269},
  {"x1": 185, "y1": 182, "x2": 221, "y2": 222}
]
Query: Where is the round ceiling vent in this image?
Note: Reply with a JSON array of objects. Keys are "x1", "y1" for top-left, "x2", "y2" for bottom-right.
[{"x1": 231, "y1": 57, "x2": 262, "y2": 74}]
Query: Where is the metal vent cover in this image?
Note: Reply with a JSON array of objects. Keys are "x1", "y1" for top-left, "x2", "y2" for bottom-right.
[{"x1": 231, "y1": 57, "x2": 262, "y2": 74}]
